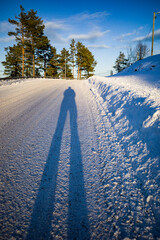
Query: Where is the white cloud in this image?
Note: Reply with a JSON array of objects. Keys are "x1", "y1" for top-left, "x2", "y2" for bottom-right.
[
  {"x1": 44, "y1": 20, "x2": 68, "y2": 44},
  {"x1": 68, "y1": 30, "x2": 110, "y2": 41},
  {"x1": 133, "y1": 29, "x2": 160, "y2": 42},
  {"x1": 47, "y1": 32, "x2": 66, "y2": 44},
  {"x1": 43, "y1": 11, "x2": 111, "y2": 44},
  {"x1": 70, "y1": 11, "x2": 110, "y2": 21},
  {"x1": 87, "y1": 44, "x2": 110, "y2": 49},
  {"x1": 116, "y1": 26, "x2": 145, "y2": 42},
  {"x1": 117, "y1": 31, "x2": 137, "y2": 41},
  {"x1": 0, "y1": 21, "x2": 14, "y2": 33},
  {"x1": 45, "y1": 21, "x2": 67, "y2": 31},
  {"x1": 0, "y1": 12, "x2": 111, "y2": 47}
]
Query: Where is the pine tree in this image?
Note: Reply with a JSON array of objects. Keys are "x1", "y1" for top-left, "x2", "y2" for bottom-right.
[
  {"x1": 81, "y1": 46, "x2": 97, "y2": 78},
  {"x1": 70, "y1": 39, "x2": 76, "y2": 79},
  {"x1": 25, "y1": 53, "x2": 32, "y2": 77},
  {"x1": 76, "y1": 41, "x2": 84, "y2": 79},
  {"x1": 4, "y1": 6, "x2": 97, "y2": 80},
  {"x1": 8, "y1": 5, "x2": 27, "y2": 77},
  {"x1": 2, "y1": 44, "x2": 22, "y2": 77},
  {"x1": 76, "y1": 42, "x2": 96, "y2": 79},
  {"x1": 36, "y1": 36, "x2": 52, "y2": 78},
  {"x1": 58, "y1": 48, "x2": 72, "y2": 79},
  {"x1": 46, "y1": 46, "x2": 59, "y2": 78},
  {"x1": 25, "y1": 9, "x2": 45, "y2": 77},
  {"x1": 113, "y1": 52, "x2": 128, "y2": 73}
]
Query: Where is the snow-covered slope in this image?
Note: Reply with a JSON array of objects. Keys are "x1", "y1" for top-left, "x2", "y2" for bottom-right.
[
  {"x1": 87, "y1": 55, "x2": 160, "y2": 234},
  {"x1": 119, "y1": 54, "x2": 160, "y2": 75},
  {"x1": 88, "y1": 55, "x2": 160, "y2": 149}
]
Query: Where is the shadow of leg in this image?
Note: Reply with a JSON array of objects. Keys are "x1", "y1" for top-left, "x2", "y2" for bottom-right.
[
  {"x1": 68, "y1": 102, "x2": 90, "y2": 240},
  {"x1": 26, "y1": 101, "x2": 67, "y2": 240}
]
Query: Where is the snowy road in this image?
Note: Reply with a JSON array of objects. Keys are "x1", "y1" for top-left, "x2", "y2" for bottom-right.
[{"x1": 0, "y1": 79, "x2": 159, "y2": 240}]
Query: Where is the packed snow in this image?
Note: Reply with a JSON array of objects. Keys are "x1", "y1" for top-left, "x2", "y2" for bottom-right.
[{"x1": 0, "y1": 55, "x2": 160, "y2": 240}]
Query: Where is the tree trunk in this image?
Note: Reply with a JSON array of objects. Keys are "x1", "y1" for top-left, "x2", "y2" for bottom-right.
[
  {"x1": 72, "y1": 64, "x2": 74, "y2": 79},
  {"x1": 77, "y1": 65, "x2": 79, "y2": 80},
  {"x1": 33, "y1": 53, "x2": 35, "y2": 77},
  {"x1": 22, "y1": 29, "x2": 25, "y2": 77},
  {"x1": 44, "y1": 58, "x2": 46, "y2": 78},
  {"x1": 22, "y1": 46, "x2": 25, "y2": 77},
  {"x1": 32, "y1": 39, "x2": 35, "y2": 78},
  {"x1": 44, "y1": 70, "x2": 46, "y2": 78}
]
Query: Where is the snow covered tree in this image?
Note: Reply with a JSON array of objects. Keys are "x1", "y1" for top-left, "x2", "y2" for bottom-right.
[
  {"x1": 2, "y1": 44, "x2": 22, "y2": 77},
  {"x1": 8, "y1": 5, "x2": 28, "y2": 77},
  {"x1": 113, "y1": 52, "x2": 129, "y2": 73}
]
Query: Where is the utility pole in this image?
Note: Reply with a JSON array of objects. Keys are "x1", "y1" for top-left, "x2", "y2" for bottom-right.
[
  {"x1": 151, "y1": 11, "x2": 160, "y2": 56},
  {"x1": 151, "y1": 12, "x2": 155, "y2": 56}
]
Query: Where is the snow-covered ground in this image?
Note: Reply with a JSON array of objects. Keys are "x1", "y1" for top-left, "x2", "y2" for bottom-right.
[
  {"x1": 87, "y1": 55, "x2": 160, "y2": 239},
  {"x1": 0, "y1": 55, "x2": 160, "y2": 240}
]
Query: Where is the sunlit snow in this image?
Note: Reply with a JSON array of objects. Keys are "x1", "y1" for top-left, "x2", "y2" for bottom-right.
[{"x1": 0, "y1": 54, "x2": 160, "y2": 239}]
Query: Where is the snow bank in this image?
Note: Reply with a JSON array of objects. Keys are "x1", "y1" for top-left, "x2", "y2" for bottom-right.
[
  {"x1": 87, "y1": 56, "x2": 160, "y2": 222},
  {"x1": 0, "y1": 78, "x2": 39, "y2": 87},
  {"x1": 0, "y1": 78, "x2": 60, "y2": 87},
  {"x1": 88, "y1": 55, "x2": 160, "y2": 149},
  {"x1": 87, "y1": 73, "x2": 160, "y2": 156}
]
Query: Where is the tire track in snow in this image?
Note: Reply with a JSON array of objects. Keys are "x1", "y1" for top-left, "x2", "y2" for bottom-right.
[{"x1": 77, "y1": 82, "x2": 112, "y2": 239}]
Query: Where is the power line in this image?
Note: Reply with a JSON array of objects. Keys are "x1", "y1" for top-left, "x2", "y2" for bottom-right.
[{"x1": 144, "y1": 24, "x2": 153, "y2": 45}]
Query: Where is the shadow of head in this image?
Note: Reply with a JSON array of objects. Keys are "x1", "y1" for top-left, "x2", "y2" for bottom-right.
[{"x1": 64, "y1": 87, "x2": 76, "y2": 98}]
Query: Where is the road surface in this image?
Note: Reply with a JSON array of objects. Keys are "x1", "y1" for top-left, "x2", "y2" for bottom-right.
[{"x1": 0, "y1": 79, "x2": 159, "y2": 239}]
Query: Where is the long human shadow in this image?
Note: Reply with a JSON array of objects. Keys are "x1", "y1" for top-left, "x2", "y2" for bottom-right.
[
  {"x1": 26, "y1": 87, "x2": 90, "y2": 240},
  {"x1": 67, "y1": 89, "x2": 90, "y2": 240}
]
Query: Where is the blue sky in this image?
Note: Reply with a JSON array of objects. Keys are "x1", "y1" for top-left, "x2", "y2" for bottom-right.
[{"x1": 0, "y1": 0, "x2": 160, "y2": 77}]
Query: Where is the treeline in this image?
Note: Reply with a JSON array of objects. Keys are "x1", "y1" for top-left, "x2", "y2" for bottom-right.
[
  {"x1": 2, "y1": 6, "x2": 97, "y2": 79},
  {"x1": 113, "y1": 42, "x2": 149, "y2": 73}
]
